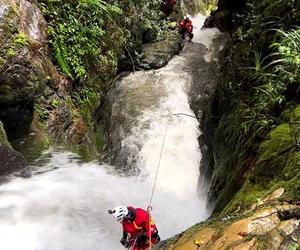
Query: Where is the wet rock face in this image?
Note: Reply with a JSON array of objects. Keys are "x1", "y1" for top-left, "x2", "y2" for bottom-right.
[
  {"x1": 0, "y1": 121, "x2": 10, "y2": 147},
  {"x1": 119, "y1": 30, "x2": 182, "y2": 72},
  {"x1": 139, "y1": 31, "x2": 182, "y2": 69},
  {"x1": 142, "y1": 28, "x2": 158, "y2": 44},
  {"x1": 0, "y1": 144, "x2": 28, "y2": 176},
  {"x1": 204, "y1": 0, "x2": 247, "y2": 31},
  {"x1": 0, "y1": 101, "x2": 34, "y2": 139},
  {"x1": 0, "y1": 121, "x2": 28, "y2": 176},
  {"x1": 155, "y1": 204, "x2": 300, "y2": 250},
  {"x1": 0, "y1": 0, "x2": 49, "y2": 138},
  {"x1": 204, "y1": 10, "x2": 232, "y2": 32}
]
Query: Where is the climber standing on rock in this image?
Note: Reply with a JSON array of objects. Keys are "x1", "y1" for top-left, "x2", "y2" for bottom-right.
[
  {"x1": 161, "y1": 0, "x2": 177, "y2": 17},
  {"x1": 109, "y1": 206, "x2": 160, "y2": 250},
  {"x1": 178, "y1": 15, "x2": 194, "y2": 42}
]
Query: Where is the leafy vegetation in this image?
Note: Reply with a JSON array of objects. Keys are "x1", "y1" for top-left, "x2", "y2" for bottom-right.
[
  {"x1": 38, "y1": 0, "x2": 167, "y2": 120},
  {"x1": 195, "y1": 0, "x2": 217, "y2": 14},
  {"x1": 183, "y1": 0, "x2": 217, "y2": 15},
  {"x1": 206, "y1": 0, "x2": 300, "y2": 213},
  {"x1": 14, "y1": 32, "x2": 29, "y2": 47},
  {"x1": 35, "y1": 103, "x2": 49, "y2": 121},
  {"x1": 222, "y1": 28, "x2": 300, "y2": 156},
  {"x1": 39, "y1": 0, "x2": 163, "y2": 81},
  {"x1": 39, "y1": 0, "x2": 123, "y2": 80}
]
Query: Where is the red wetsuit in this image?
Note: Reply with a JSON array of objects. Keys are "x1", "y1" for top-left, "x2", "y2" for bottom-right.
[
  {"x1": 122, "y1": 207, "x2": 159, "y2": 250},
  {"x1": 179, "y1": 19, "x2": 193, "y2": 34},
  {"x1": 161, "y1": 0, "x2": 176, "y2": 16},
  {"x1": 178, "y1": 19, "x2": 194, "y2": 40}
]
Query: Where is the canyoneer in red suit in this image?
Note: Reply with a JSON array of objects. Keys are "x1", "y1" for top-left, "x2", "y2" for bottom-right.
[
  {"x1": 161, "y1": 0, "x2": 177, "y2": 17},
  {"x1": 109, "y1": 206, "x2": 160, "y2": 250},
  {"x1": 178, "y1": 15, "x2": 194, "y2": 41}
]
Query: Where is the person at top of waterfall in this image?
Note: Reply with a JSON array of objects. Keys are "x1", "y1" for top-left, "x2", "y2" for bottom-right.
[
  {"x1": 108, "y1": 206, "x2": 160, "y2": 250},
  {"x1": 178, "y1": 15, "x2": 194, "y2": 42},
  {"x1": 161, "y1": 0, "x2": 177, "y2": 17}
]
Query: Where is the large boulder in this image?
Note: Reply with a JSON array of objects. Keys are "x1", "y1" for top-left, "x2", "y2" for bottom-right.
[
  {"x1": 138, "y1": 31, "x2": 182, "y2": 69},
  {"x1": 0, "y1": 144, "x2": 28, "y2": 175},
  {"x1": 0, "y1": 0, "x2": 50, "y2": 138}
]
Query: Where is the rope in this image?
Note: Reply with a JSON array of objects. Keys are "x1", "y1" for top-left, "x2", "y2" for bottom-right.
[
  {"x1": 130, "y1": 237, "x2": 138, "y2": 250},
  {"x1": 147, "y1": 206, "x2": 153, "y2": 250},
  {"x1": 130, "y1": 126, "x2": 168, "y2": 250},
  {"x1": 147, "y1": 126, "x2": 168, "y2": 250},
  {"x1": 174, "y1": 112, "x2": 300, "y2": 125},
  {"x1": 149, "y1": 126, "x2": 168, "y2": 206},
  {"x1": 173, "y1": 113, "x2": 197, "y2": 119}
]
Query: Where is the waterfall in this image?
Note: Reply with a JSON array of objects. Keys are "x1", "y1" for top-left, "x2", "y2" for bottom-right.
[{"x1": 0, "y1": 15, "x2": 225, "y2": 250}]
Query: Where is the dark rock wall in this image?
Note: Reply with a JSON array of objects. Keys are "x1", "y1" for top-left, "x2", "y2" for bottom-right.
[
  {"x1": 204, "y1": 0, "x2": 247, "y2": 31},
  {"x1": 202, "y1": 0, "x2": 300, "y2": 214},
  {"x1": 0, "y1": 0, "x2": 50, "y2": 139}
]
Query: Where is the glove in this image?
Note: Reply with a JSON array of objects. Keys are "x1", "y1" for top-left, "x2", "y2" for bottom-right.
[
  {"x1": 120, "y1": 238, "x2": 130, "y2": 248},
  {"x1": 120, "y1": 238, "x2": 126, "y2": 246}
]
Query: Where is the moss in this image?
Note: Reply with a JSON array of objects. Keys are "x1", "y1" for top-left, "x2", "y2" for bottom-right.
[
  {"x1": 183, "y1": 0, "x2": 217, "y2": 15},
  {"x1": 95, "y1": 128, "x2": 104, "y2": 153},
  {"x1": 293, "y1": 106, "x2": 300, "y2": 120},
  {"x1": 11, "y1": 119, "x2": 51, "y2": 164},
  {"x1": 221, "y1": 106, "x2": 300, "y2": 213},
  {"x1": 258, "y1": 124, "x2": 294, "y2": 163},
  {"x1": 1, "y1": 3, "x2": 18, "y2": 35},
  {"x1": 6, "y1": 48, "x2": 16, "y2": 58},
  {"x1": 36, "y1": 85, "x2": 105, "y2": 161},
  {"x1": 0, "y1": 56, "x2": 5, "y2": 65},
  {"x1": 212, "y1": 163, "x2": 244, "y2": 214},
  {"x1": 223, "y1": 181, "x2": 265, "y2": 214},
  {"x1": 50, "y1": 99, "x2": 60, "y2": 109},
  {"x1": 34, "y1": 103, "x2": 49, "y2": 120},
  {"x1": 13, "y1": 32, "x2": 29, "y2": 47},
  {"x1": 255, "y1": 234, "x2": 277, "y2": 250},
  {"x1": 282, "y1": 105, "x2": 300, "y2": 121},
  {"x1": 0, "y1": 121, "x2": 11, "y2": 147},
  {"x1": 201, "y1": 0, "x2": 300, "y2": 237},
  {"x1": 271, "y1": 151, "x2": 300, "y2": 200},
  {"x1": 225, "y1": 151, "x2": 300, "y2": 214},
  {"x1": 0, "y1": 5, "x2": 18, "y2": 63}
]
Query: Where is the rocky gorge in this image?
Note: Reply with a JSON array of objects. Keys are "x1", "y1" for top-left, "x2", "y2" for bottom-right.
[{"x1": 0, "y1": 0, "x2": 299, "y2": 249}]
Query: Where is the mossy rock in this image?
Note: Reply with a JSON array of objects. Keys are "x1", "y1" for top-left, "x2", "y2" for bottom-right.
[
  {"x1": 0, "y1": 0, "x2": 48, "y2": 105},
  {"x1": 0, "y1": 122, "x2": 28, "y2": 176},
  {"x1": 0, "y1": 121, "x2": 10, "y2": 147},
  {"x1": 223, "y1": 105, "x2": 300, "y2": 213},
  {"x1": 0, "y1": 144, "x2": 28, "y2": 176},
  {"x1": 0, "y1": 0, "x2": 53, "y2": 139},
  {"x1": 139, "y1": 31, "x2": 181, "y2": 69}
]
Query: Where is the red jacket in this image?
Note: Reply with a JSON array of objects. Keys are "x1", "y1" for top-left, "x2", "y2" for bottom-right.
[
  {"x1": 122, "y1": 207, "x2": 158, "y2": 238},
  {"x1": 179, "y1": 19, "x2": 193, "y2": 34}
]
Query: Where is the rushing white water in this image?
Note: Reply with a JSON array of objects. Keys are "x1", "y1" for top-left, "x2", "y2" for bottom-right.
[{"x1": 0, "y1": 15, "x2": 223, "y2": 250}]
